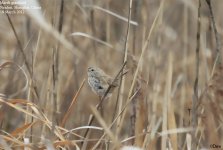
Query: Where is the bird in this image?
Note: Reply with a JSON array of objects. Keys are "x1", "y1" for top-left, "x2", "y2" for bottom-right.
[{"x1": 87, "y1": 67, "x2": 120, "y2": 98}]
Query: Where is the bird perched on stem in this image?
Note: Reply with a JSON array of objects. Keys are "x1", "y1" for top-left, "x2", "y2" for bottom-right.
[{"x1": 87, "y1": 66, "x2": 127, "y2": 99}]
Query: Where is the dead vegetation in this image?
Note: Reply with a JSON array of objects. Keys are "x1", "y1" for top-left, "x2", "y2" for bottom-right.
[{"x1": 0, "y1": 0, "x2": 223, "y2": 149}]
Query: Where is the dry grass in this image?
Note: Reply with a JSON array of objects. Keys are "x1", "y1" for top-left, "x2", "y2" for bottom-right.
[{"x1": 0, "y1": 0, "x2": 223, "y2": 149}]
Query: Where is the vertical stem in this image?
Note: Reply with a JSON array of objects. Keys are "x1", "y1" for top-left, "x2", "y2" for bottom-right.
[
  {"x1": 53, "y1": 0, "x2": 64, "y2": 127},
  {"x1": 115, "y1": 0, "x2": 132, "y2": 135},
  {"x1": 206, "y1": 0, "x2": 221, "y2": 59},
  {"x1": 206, "y1": 0, "x2": 221, "y2": 78},
  {"x1": 4, "y1": 5, "x2": 39, "y2": 102},
  {"x1": 192, "y1": 0, "x2": 201, "y2": 148},
  {"x1": 89, "y1": 2, "x2": 98, "y2": 64}
]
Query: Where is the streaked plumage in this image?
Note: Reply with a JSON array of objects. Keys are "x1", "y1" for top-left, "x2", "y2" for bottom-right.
[{"x1": 87, "y1": 67, "x2": 118, "y2": 98}]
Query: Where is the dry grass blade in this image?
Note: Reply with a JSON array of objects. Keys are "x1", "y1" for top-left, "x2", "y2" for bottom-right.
[
  {"x1": 0, "y1": 99, "x2": 39, "y2": 120},
  {"x1": 0, "y1": 62, "x2": 28, "y2": 97},
  {"x1": 92, "y1": 89, "x2": 140, "y2": 150},
  {"x1": 10, "y1": 121, "x2": 39, "y2": 137},
  {"x1": 90, "y1": 105, "x2": 121, "y2": 149},
  {"x1": 128, "y1": 0, "x2": 164, "y2": 99},
  {"x1": 83, "y1": 5, "x2": 138, "y2": 26},
  {"x1": 9, "y1": 99, "x2": 33, "y2": 105},
  {"x1": 162, "y1": 53, "x2": 172, "y2": 149},
  {"x1": 121, "y1": 132, "x2": 149, "y2": 144},
  {"x1": 0, "y1": 62, "x2": 14, "y2": 71},
  {"x1": 34, "y1": 108, "x2": 66, "y2": 141},
  {"x1": 53, "y1": 140, "x2": 80, "y2": 149},
  {"x1": 3, "y1": 11, "x2": 39, "y2": 101},
  {"x1": 205, "y1": 0, "x2": 221, "y2": 61},
  {"x1": 0, "y1": 98, "x2": 67, "y2": 141},
  {"x1": 22, "y1": 0, "x2": 82, "y2": 58},
  {"x1": 186, "y1": 133, "x2": 192, "y2": 150},
  {"x1": 192, "y1": 0, "x2": 201, "y2": 148},
  {"x1": 0, "y1": 136, "x2": 12, "y2": 150},
  {"x1": 1, "y1": 135, "x2": 25, "y2": 147},
  {"x1": 118, "y1": 0, "x2": 165, "y2": 134},
  {"x1": 60, "y1": 79, "x2": 85, "y2": 127},
  {"x1": 69, "y1": 126, "x2": 103, "y2": 132},
  {"x1": 165, "y1": 53, "x2": 177, "y2": 149},
  {"x1": 70, "y1": 32, "x2": 113, "y2": 48},
  {"x1": 159, "y1": 127, "x2": 193, "y2": 136},
  {"x1": 1, "y1": 0, "x2": 222, "y2": 149}
]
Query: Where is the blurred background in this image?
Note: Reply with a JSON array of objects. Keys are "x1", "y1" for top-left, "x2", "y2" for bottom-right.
[{"x1": 0, "y1": 0, "x2": 223, "y2": 149}]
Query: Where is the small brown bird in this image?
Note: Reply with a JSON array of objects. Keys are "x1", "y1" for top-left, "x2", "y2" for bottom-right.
[{"x1": 87, "y1": 67, "x2": 119, "y2": 98}]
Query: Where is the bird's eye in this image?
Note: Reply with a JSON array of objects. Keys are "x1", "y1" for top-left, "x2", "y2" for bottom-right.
[{"x1": 88, "y1": 68, "x2": 94, "y2": 72}]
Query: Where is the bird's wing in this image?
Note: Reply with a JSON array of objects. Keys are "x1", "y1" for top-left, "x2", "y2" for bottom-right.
[
  {"x1": 98, "y1": 76, "x2": 109, "y2": 88},
  {"x1": 106, "y1": 77, "x2": 119, "y2": 87}
]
